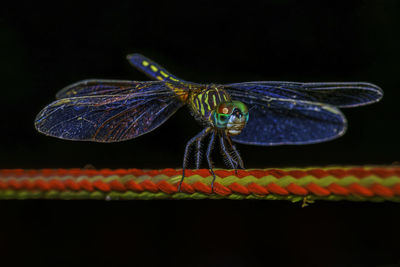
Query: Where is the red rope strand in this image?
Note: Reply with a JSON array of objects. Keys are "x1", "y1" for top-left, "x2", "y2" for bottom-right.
[{"x1": 0, "y1": 168, "x2": 399, "y2": 199}]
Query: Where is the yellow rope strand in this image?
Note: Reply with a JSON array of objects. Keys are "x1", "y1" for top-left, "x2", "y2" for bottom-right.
[{"x1": 0, "y1": 167, "x2": 399, "y2": 202}]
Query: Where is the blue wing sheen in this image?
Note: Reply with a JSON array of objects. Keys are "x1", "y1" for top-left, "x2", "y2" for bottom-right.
[
  {"x1": 225, "y1": 81, "x2": 383, "y2": 108},
  {"x1": 228, "y1": 94, "x2": 347, "y2": 146},
  {"x1": 35, "y1": 83, "x2": 184, "y2": 142},
  {"x1": 56, "y1": 79, "x2": 182, "y2": 99}
]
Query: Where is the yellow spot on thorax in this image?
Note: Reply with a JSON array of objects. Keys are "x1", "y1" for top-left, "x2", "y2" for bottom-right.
[
  {"x1": 197, "y1": 94, "x2": 205, "y2": 115},
  {"x1": 156, "y1": 76, "x2": 163, "y2": 80},
  {"x1": 142, "y1": 61, "x2": 149, "y2": 67},
  {"x1": 150, "y1": 65, "x2": 158, "y2": 72}
]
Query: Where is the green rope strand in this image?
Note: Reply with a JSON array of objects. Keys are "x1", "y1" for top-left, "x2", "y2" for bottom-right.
[{"x1": 0, "y1": 167, "x2": 399, "y2": 202}]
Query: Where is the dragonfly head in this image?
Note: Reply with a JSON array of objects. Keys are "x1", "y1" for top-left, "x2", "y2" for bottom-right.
[{"x1": 211, "y1": 101, "x2": 249, "y2": 136}]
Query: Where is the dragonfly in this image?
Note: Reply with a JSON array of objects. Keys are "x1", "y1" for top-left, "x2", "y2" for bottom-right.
[{"x1": 35, "y1": 53, "x2": 383, "y2": 192}]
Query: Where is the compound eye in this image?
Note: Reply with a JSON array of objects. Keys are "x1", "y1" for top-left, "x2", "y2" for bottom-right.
[
  {"x1": 218, "y1": 114, "x2": 229, "y2": 122},
  {"x1": 217, "y1": 102, "x2": 234, "y2": 115},
  {"x1": 232, "y1": 101, "x2": 248, "y2": 114}
]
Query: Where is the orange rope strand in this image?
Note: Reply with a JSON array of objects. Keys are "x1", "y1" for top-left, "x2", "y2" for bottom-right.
[{"x1": 0, "y1": 167, "x2": 399, "y2": 201}]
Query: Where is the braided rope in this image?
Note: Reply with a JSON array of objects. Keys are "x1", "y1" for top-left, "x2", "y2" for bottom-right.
[{"x1": 0, "y1": 167, "x2": 400, "y2": 202}]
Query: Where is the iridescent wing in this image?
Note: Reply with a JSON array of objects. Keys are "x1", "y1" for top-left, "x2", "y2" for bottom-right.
[
  {"x1": 223, "y1": 86, "x2": 348, "y2": 146},
  {"x1": 56, "y1": 79, "x2": 145, "y2": 99},
  {"x1": 223, "y1": 81, "x2": 382, "y2": 146},
  {"x1": 35, "y1": 81, "x2": 186, "y2": 142},
  {"x1": 225, "y1": 81, "x2": 383, "y2": 108}
]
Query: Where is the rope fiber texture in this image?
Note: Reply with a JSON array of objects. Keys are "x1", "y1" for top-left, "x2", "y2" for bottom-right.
[{"x1": 0, "y1": 167, "x2": 400, "y2": 202}]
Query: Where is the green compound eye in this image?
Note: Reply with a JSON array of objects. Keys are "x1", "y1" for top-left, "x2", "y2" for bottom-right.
[
  {"x1": 212, "y1": 101, "x2": 249, "y2": 128},
  {"x1": 213, "y1": 112, "x2": 230, "y2": 128},
  {"x1": 232, "y1": 100, "x2": 248, "y2": 114}
]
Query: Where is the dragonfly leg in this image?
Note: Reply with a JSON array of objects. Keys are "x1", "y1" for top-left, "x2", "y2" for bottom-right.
[
  {"x1": 178, "y1": 128, "x2": 210, "y2": 192},
  {"x1": 206, "y1": 130, "x2": 217, "y2": 193},
  {"x1": 231, "y1": 144, "x2": 244, "y2": 169},
  {"x1": 219, "y1": 135, "x2": 237, "y2": 169},
  {"x1": 195, "y1": 130, "x2": 209, "y2": 169},
  {"x1": 226, "y1": 135, "x2": 244, "y2": 169}
]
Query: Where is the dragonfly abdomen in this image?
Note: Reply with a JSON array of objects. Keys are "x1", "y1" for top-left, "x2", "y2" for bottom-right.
[{"x1": 188, "y1": 86, "x2": 231, "y2": 123}]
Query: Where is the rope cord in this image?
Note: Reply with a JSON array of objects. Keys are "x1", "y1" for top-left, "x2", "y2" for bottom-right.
[{"x1": 0, "y1": 167, "x2": 400, "y2": 202}]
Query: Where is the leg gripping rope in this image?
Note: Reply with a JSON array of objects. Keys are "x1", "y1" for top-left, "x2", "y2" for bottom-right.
[{"x1": 0, "y1": 167, "x2": 400, "y2": 202}]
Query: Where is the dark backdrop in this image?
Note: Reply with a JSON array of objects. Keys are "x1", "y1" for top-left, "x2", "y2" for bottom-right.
[{"x1": 1, "y1": 1, "x2": 399, "y2": 267}]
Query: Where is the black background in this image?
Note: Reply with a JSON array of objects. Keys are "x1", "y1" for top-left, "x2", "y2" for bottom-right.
[{"x1": 1, "y1": 1, "x2": 400, "y2": 266}]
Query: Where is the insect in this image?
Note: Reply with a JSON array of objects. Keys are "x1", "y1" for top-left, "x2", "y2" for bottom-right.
[{"x1": 35, "y1": 54, "x2": 383, "y2": 192}]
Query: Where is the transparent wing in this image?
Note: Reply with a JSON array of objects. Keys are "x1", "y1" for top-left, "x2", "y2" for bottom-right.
[
  {"x1": 56, "y1": 79, "x2": 175, "y2": 99},
  {"x1": 35, "y1": 82, "x2": 185, "y2": 142},
  {"x1": 225, "y1": 81, "x2": 383, "y2": 108},
  {"x1": 227, "y1": 93, "x2": 347, "y2": 146}
]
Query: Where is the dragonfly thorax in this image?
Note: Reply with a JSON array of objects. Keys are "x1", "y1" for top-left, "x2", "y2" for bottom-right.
[{"x1": 188, "y1": 86, "x2": 231, "y2": 124}]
